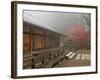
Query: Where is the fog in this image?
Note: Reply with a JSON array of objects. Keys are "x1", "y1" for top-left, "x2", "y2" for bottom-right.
[{"x1": 23, "y1": 10, "x2": 90, "y2": 36}]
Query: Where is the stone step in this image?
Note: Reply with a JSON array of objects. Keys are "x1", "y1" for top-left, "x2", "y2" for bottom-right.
[
  {"x1": 68, "y1": 53, "x2": 76, "y2": 59},
  {"x1": 65, "y1": 51, "x2": 73, "y2": 57}
]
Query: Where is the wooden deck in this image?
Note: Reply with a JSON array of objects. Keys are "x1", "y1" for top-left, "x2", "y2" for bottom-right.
[
  {"x1": 23, "y1": 47, "x2": 71, "y2": 69},
  {"x1": 23, "y1": 48, "x2": 90, "y2": 69}
]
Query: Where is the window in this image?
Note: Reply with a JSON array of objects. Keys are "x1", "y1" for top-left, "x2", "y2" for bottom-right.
[
  {"x1": 34, "y1": 35, "x2": 45, "y2": 49},
  {"x1": 33, "y1": 28, "x2": 45, "y2": 50},
  {"x1": 23, "y1": 34, "x2": 31, "y2": 54}
]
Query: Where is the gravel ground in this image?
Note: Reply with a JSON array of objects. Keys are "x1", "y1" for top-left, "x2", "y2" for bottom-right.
[{"x1": 53, "y1": 49, "x2": 90, "y2": 68}]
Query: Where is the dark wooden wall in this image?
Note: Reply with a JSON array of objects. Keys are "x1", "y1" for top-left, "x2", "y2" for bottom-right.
[
  {"x1": 23, "y1": 22, "x2": 69, "y2": 69},
  {"x1": 23, "y1": 21, "x2": 60, "y2": 53}
]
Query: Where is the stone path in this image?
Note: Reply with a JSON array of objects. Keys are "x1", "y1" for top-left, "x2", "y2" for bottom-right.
[{"x1": 53, "y1": 49, "x2": 90, "y2": 67}]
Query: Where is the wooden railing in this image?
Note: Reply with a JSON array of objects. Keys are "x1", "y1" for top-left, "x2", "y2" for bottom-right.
[{"x1": 23, "y1": 47, "x2": 71, "y2": 69}]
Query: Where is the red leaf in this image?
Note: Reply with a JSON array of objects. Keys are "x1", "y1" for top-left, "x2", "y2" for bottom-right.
[{"x1": 68, "y1": 22, "x2": 89, "y2": 42}]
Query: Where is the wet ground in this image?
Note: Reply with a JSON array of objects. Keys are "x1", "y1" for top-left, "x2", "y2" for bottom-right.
[{"x1": 53, "y1": 49, "x2": 90, "y2": 67}]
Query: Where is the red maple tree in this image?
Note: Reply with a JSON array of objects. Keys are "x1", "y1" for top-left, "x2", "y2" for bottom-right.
[{"x1": 68, "y1": 22, "x2": 89, "y2": 42}]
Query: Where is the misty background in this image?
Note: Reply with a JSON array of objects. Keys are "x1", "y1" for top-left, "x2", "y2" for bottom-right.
[
  {"x1": 23, "y1": 10, "x2": 91, "y2": 49},
  {"x1": 23, "y1": 10, "x2": 90, "y2": 35}
]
